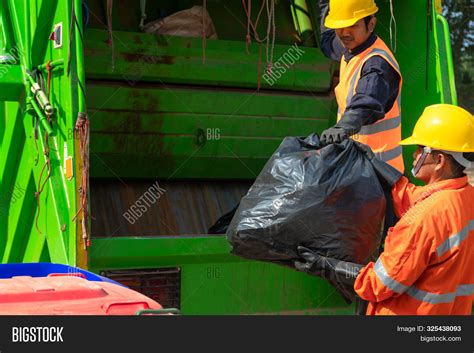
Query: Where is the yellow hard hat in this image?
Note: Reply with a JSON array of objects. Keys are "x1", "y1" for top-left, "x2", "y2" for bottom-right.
[
  {"x1": 325, "y1": 0, "x2": 379, "y2": 29},
  {"x1": 400, "y1": 104, "x2": 474, "y2": 153}
]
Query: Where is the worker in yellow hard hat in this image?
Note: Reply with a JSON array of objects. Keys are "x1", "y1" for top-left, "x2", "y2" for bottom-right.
[
  {"x1": 400, "y1": 105, "x2": 474, "y2": 179},
  {"x1": 296, "y1": 104, "x2": 474, "y2": 315},
  {"x1": 318, "y1": 0, "x2": 404, "y2": 174}
]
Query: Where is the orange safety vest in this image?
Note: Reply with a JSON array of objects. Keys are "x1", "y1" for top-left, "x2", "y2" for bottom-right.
[
  {"x1": 335, "y1": 37, "x2": 404, "y2": 173},
  {"x1": 354, "y1": 176, "x2": 474, "y2": 315}
]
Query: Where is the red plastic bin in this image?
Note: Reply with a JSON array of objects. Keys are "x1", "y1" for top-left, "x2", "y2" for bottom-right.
[{"x1": 0, "y1": 275, "x2": 163, "y2": 315}]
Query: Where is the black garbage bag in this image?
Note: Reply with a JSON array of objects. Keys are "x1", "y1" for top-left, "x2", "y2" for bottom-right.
[
  {"x1": 226, "y1": 134, "x2": 386, "y2": 302},
  {"x1": 208, "y1": 204, "x2": 239, "y2": 234}
]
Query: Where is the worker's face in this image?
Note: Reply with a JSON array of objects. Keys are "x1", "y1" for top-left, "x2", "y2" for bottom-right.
[
  {"x1": 335, "y1": 17, "x2": 376, "y2": 51},
  {"x1": 412, "y1": 146, "x2": 447, "y2": 183}
]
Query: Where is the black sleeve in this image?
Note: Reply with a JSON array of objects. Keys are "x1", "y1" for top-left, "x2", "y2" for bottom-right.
[
  {"x1": 319, "y1": 0, "x2": 344, "y2": 62},
  {"x1": 337, "y1": 56, "x2": 401, "y2": 132}
]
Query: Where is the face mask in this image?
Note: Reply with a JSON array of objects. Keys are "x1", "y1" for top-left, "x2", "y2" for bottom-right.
[{"x1": 411, "y1": 146, "x2": 432, "y2": 178}]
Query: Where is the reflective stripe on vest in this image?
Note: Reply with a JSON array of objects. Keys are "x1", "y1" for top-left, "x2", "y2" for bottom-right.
[
  {"x1": 345, "y1": 48, "x2": 401, "y2": 102},
  {"x1": 359, "y1": 115, "x2": 401, "y2": 135},
  {"x1": 374, "y1": 259, "x2": 474, "y2": 305},
  {"x1": 375, "y1": 146, "x2": 403, "y2": 162},
  {"x1": 335, "y1": 38, "x2": 404, "y2": 172}
]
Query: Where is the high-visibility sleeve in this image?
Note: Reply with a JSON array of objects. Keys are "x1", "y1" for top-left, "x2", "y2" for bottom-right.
[
  {"x1": 354, "y1": 209, "x2": 437, "y2": 302},
  {"x1": 391, "y1": 176, "x2": 422, "y2": 217}
]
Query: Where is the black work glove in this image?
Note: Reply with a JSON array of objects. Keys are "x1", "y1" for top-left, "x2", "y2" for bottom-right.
[
  {"x1": 294, "y1": 246, "x2": 364, "y2": 286},
  {"x1": 294, "y1": 246, "x2": 326, "y2": 277},
  {"x1": 320, "y1": 111, "x2": 363, "y2": 146},
  {"x1": 320, "y1": 126, "x2": 349, "y2": 146},
  {"x1": 355, "y1": 142, "x2": 403, "y2": 186}
]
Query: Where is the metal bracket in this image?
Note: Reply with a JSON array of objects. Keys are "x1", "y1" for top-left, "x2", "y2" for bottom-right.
[{"x1": 51, "y1": 23, "x2": 63, "y2": 48}]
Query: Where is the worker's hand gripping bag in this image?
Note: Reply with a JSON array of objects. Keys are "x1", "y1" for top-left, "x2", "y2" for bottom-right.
[{"x1": 226, "y1": 134, "x2": 386, "y2": 302}]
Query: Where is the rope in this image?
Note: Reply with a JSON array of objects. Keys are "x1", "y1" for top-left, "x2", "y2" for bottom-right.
[
  {"x1": 242, "y1": 0, "x2": 269, "y2": 43},
  {"x1": 265, "y1": 0, "x2": 275, "y2": 75},
  {"x1": 32, "y1": 69, "x2": 53, "y2": 235},
  {"x1": 389, "y1": 0, "x2": 397, "y2": 52},
  {"x1": 244, "y1": 0, "x2": 251, "y2": 53},
  {"x1": 73, "y1": 112, "x2": 91, "y2": 249},
  {"x1": 34, "y1": 133, "x2": 51, "y2": 235},
  {"x1": 45, "y1": 61, "x2": 52, "y2": 99},
  {"x1": 242, "y1": 0, "x2": 276, "y2": 88},
  {"x1": 33, "y1": 117, "x2": 39, "y2": 166}
]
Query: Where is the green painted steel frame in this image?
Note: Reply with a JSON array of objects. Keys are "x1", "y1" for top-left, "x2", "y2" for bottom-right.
[
  {"x1": 433, "y1": 9, "x2": 458, "y2": 105},
  {"x1": 0, "y1": 0, "x2": 86, "y2": 265},
  {"x1": 0, "y1": 65, "x2": 24, "y2": 101},
  {"x1": 89, "y1": 236, "x2": 353, "y2": 315}
]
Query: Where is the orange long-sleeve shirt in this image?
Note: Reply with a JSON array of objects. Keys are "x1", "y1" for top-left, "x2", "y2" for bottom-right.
[{"x1": 354, "y1": 176, "x2": 474, "y2": 315}]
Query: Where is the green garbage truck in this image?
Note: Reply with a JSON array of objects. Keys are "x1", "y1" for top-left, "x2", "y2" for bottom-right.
[{"x1": 0, "y1": 0, "x2": 458, "y2": 314}]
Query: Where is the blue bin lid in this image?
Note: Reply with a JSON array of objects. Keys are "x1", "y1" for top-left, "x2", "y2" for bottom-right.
[{"x1": 0, "y1": 263, "x2": 126, "y2": 287}]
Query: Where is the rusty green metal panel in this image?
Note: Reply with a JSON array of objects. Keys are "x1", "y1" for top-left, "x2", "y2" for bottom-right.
[
  {"x1": 86, "y1": 83, "x2": 336, "y2": 179},
  {"x1": 84, "y1": 29, "x2": 334, "y2": 92}
]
